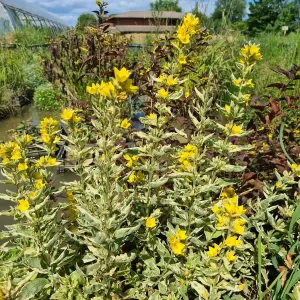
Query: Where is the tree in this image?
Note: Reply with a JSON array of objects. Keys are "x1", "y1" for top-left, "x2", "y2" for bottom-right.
[
  {"x1": 150, "y1": 0, "x2": 183, "y2": 12},
  {"x1": 76, "y1": 13, "x2": 97, "y2": 30},
  {"x1": 247, "y1": 0, "x2": 299, "y2": 35},
  {"x1": 211, "y1": 0, "x2": 246, "y2": 23},
  {"x1": 191, "y1": 0, "x2": 209, "y2": 27}
]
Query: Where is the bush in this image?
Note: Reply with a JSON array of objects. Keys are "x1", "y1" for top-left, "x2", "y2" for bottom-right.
[
  {"x1": 33, "y1": 83, "x2": 61, "y2": 110},
  {"x1": 0, "y1": 10, "x2": 300, "y2": 300}
]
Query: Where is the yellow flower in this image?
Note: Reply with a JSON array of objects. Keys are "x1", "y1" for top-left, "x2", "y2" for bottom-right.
[
  {"x1": 233, "y1": 222, "x2": 245, "y2": 235},
  {"x1": 224, "y1": 236, "x2": 241, "y2": 247},
  {"x1": 61, "y1": 108, "x2": 74, "y2": 121},
  {"x1": 41, "y1": 134, "x2": 51, "y2": 144},
  {"x1": 180, "y1": 279, "x2": 185, "y2": 285},
  {"x1": 36, "y1": 156, "x2": 56, "y2": 167},
  {"x1": 291, "y1": 164, "x2": 300, "y2": 174},
  {"x1": 18, "y1": 162, "x2": 28, "y2": 171},
  {"x1": 16, "y1": 199, "x2": 30, "y2": 212},
  {"x1": 177, "y1": 32, "x2": 191, "y2": 44},
  {"x1": 238, "y1": 283, "x2": 244, "y2": 291},
  {"x1": 240, "y1": 44, "x2": 262, "y2": 62},
  {"x1": 120, "y1": 118, "x2": 131, "y2": 129},
  {"x1": 244, "y1": 94, "x2": 251, "y2": 106},
  {"x1": 169, "y1": 236, "x2": 177, "y2": 245},
  {"x1": 114, "y1": 67, "x2": 131, "y2": 83},
  {"x1": 233, "y1": 78, "x2": 242, "y2": 87},
  {"x1": 148, "y1": 113, "x2": 157, "y2": 120},
  {"x1": 98, "y1": 81, "x2": 116, "y2": 97},
  {"x1": 128, "y1": 171, "x2": 135, "y2": 183},
  {"x1": 123, "y1": 154, "x2": 138, "y2": 168},
  {"x1": 11, "y1": 148, "x2": 21, "y2": 160},
  {"x1": 212, "y1": 204, "x2": 220, "y2": 214},
  {"x1": 216, "y1": 215, "x2": 229, "y2": 227},
  {"x1": 231, "y1": 124, "x2": 243, "y2": 135},
  {"x1": 145, "y1": 217, "x2": 156, "y2": 228},
  {"x1": 166, "y1": 76, "x2": 177, "y2": 86},
  {"x1": 184, "y1": 144, "x2": 198, "y2": 153},
  {"x1": 157, "y1": 88, "x2": 169, "y2": 99},
  {"x1": 178, "y1": 55, "x2": 187, "y2": 65},
  {"x1": 224, "y1": 104, "x2": 230, "y2": 112},
  {"x1": 170, "y1": 240, "x2": 185, "y2": 255},
  {"x1": 96, "y1": 0, "x2": 101, "y2": 5},
  {"x1": 176, "y1": 229, "x2": 187, "y2": 241},
  {"x1": 118, "y1": 91, "x2": 127, "y2": 101},
  {"x1": 207, "y1": 243, "x2": 221, "y2": 257},
  {"x1": 221, "y1": 187, "x2": 236, "y2": 200},
  {"x1": 72, "y1": 115, "x2": 81, "y2": 123},
  {"x1": 35, "y1": 179, "x2": 45, "y2": 190},
  {"x1": 185, "y1": 91, "x2": 190, "y2": 98},
  {"x1": 246, "y1": 79, "x2": 255, "y2": 88},
  {"x1": 66, "y1": 191, "x2": 75, "y2": 201},
  {"x1": 21, "y1": 134, "x2": 33, "y2": 144},
  {"x1": 40, "y1": 117, "x2": 59, "y2": 135},
  {"x1": 123, "y1": 79, "x2": 138, "y2": 94},
  {"x1": 86, "y1": 83, "x2": 100, "y2": 95},
  {"x1": 29, "y1": 191, "x2": 37, "y2": 198},
  {"x1": 226, "y1": 251, "x2": 236, "y2": 262}
]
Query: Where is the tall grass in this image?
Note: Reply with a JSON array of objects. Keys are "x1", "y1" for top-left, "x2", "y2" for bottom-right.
[{"x1": 250, "y1": 31, "x2": 300, "y2": 96}]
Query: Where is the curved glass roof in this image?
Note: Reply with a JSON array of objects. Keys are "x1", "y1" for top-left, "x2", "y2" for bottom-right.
[{"x1": 1, "y1": 0, "x2": 68, "y2": 27}]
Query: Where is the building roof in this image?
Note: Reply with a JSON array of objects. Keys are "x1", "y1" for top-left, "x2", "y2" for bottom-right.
[
  {"x1": 108, "y1": 11, "x2": 185, "y2": 20},
  {"x1": 1, "y1": 0, "x2": 68, "y2": 26},
  {"x1": 109, "y1": 25, "x2": 176, "y2": 33}
]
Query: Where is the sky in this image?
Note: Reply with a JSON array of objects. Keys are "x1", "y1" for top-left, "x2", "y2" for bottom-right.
[{"x1": 26, "y1": 0, "x2": 216, "y2": 26}]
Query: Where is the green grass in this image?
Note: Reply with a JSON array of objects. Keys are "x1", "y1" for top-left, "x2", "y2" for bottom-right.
[{"x1": 250, "y1": 31, "x2": 300, "y2": 96}]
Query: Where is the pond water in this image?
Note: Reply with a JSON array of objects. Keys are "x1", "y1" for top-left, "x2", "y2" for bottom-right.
[{"x1": 0, "y1": 105, "x2": 77, "y2": 230}]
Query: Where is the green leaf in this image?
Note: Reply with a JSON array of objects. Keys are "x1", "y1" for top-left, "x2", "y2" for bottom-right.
[
  {"x1": 288, "y1": 202, "x2": 300, "y2": 241},
  {"x1": 18, "y1": 278, "x2": 49, "y2": 300},
  {"x1": 114, "y1": 223, "x2": 141, "y2": 239},
  {"x1": 190, "y1": 281, "x2": 208, "y2": 296},
  {"x1": 150, "y1": 178, "x2": 168, "y2": 188},
  {"x1": 221, "y1": 165, "x2": 246, "y2": 173}
]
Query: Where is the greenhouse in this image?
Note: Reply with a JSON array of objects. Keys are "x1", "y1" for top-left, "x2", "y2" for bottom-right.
[{"x1": 0, "y1": 0, "x2": 68, "y2": 34}]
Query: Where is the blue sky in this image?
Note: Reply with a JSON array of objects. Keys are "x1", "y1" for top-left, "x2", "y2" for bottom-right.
[{"x1": 26, "y1": 0, "x2": 216, "y2": 26}]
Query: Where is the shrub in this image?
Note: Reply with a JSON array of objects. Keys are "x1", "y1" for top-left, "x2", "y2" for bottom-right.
[
  {"x1": 0, "y1": 11, "x2": 299, "y2": 300},
  {"x1": 33, "y1": 83, "x2": 61, "y2": 111}
]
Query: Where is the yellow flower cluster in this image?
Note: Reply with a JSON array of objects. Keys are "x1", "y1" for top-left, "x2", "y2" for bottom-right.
[
  {"x1": 232, "y1": 78, "x2": 255, "y2": 89},
  {"x1": 36, "y1": 156, "x2": 56, "y2": 168},
  {"x1": 0, "y1": 141, "x2": 22, "y2": 164},
  {"x1": 177, "y1": 14, "x2": 200, "y2": 44},
  {"x1": 127, "y1": 170, "x2": 144, "y2": 183},
  {"x1": 169, "y1": 229, "x2": 188, "y2": 255},
  {"x1": 239, "y1": 44, "x2": 262, "y2": 65},
  {"x1": 178, "y1": 144, "x2": 198, "y2": 171},
  {"x1": 86, "y1": 67, "x2": 138, "y2": 100},
  {"x1": 61, "y1": 109, "x2": 81, "y2": 123},
  {"x1": 86, "y1": 81, "x2": 116, "y2": 97},
  {"x1": 40, "y1": 117, "x2": 60, "y2": 147},
  {"x1": 291, "y1": 164, "x2": 300, "y2": 176},
  {"x1": 123, "y1": 154, "x2": 138, "y2": 168},
  {"x1": 16, "y1": 198, "x2": 30, "y2": 212},
  {"x1": 206, "y1": 188, "x2": 245, "y2": 264},
  {"x1": 157, "y1": 88, "x2": 168, "y2": 100},
  {"x1": 225, "y1": 123, "x2": 244, "y2": 135},
  {"x1": 158, "y1": 74, "x2": 178, "y2": 86},
  {"x1": 206, "y1": 187, "x2": 245, "y2": 259},
  {"x1": 145, "y1": 217, "x2": 156, "y2": 228}
]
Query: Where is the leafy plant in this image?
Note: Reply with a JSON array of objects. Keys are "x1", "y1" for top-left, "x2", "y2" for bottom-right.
[{"x1": 33, "y1": 83, "x2": 61, "y2": 111}]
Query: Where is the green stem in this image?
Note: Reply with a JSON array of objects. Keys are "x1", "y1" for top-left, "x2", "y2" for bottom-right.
[{"x1": 279, "y1": 122, "x2": 296, "y2": 164}]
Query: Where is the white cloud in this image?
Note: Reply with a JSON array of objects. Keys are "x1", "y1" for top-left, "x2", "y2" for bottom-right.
[{"x1": 27, "y1": 0, "x2": 216, "y2": 25}]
